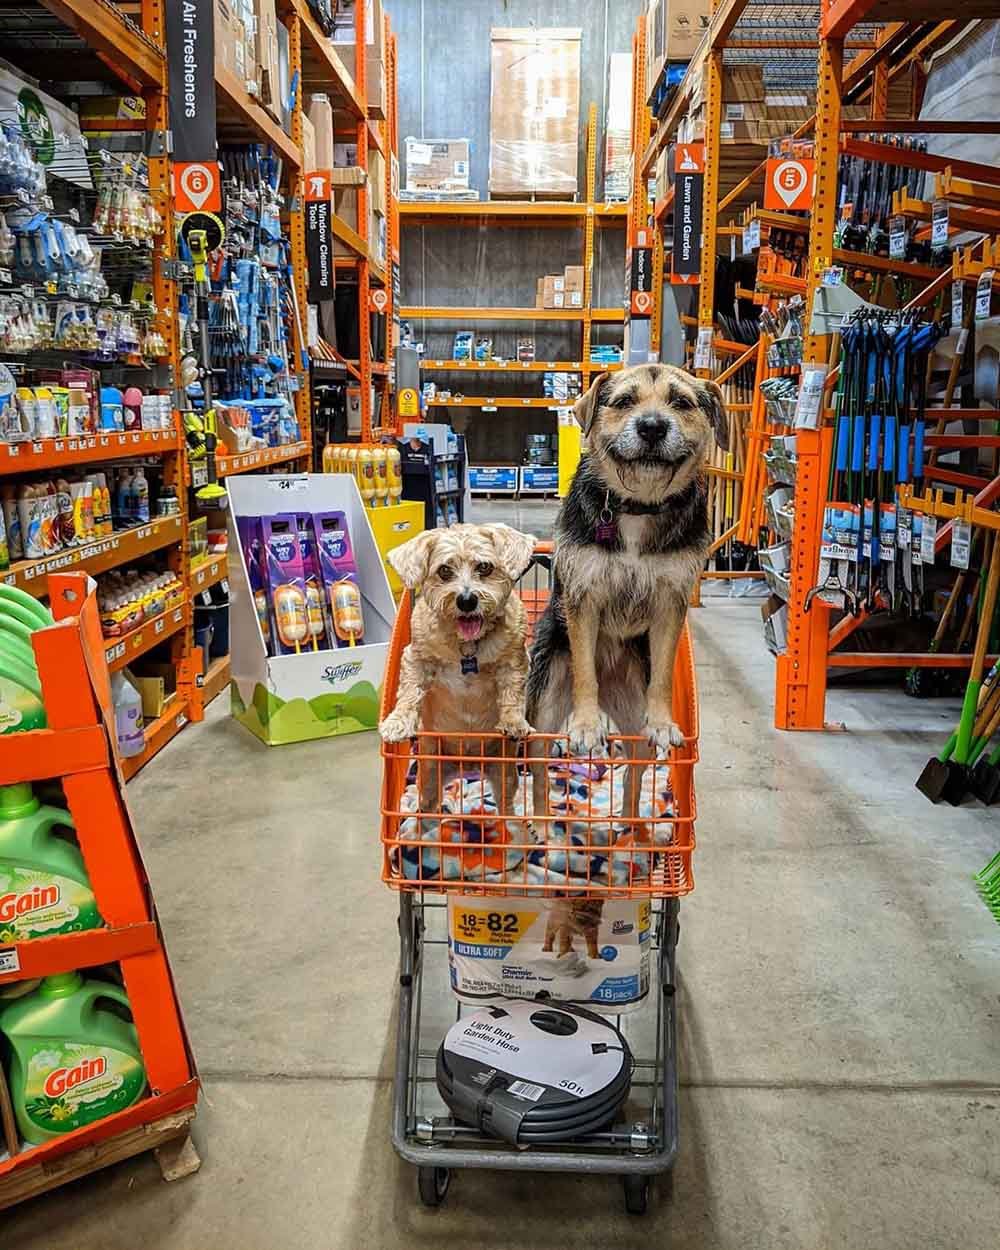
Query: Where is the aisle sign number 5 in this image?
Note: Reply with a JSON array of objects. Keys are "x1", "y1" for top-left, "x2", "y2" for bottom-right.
[{"x1": 763, "y1": 158, "x2": 815, "y2": 212}]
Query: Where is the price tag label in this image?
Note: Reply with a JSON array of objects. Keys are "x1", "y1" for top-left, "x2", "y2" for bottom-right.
[
  {"x1": 821, "y1": 267, "x2": 844, "y2": 287},
  {"x1": 952, "y1": 280, "x2": 964, "y2": 329},
  {"x1": 266, "y1": 476, "x2": 308, "y2": 493},
  {"x1": 889, "y1": 215, "x2": 907, "y2": 261},
  {"x1": 154, "y1": 617, "x2": 166, "y2": 635},
  {"x1": 693, "y1": 327, "x2": 713, "y2": 372},
  {"x1": 730, "y1": 234, "x2": 736, "y2": 262},
  {"x1": 897, "y1": 507, "x2": 911, "y2": 550},
  {"x1": 951, "y1": 519, "x2": 971, "y2": 569},
  {"x1": 919, "y1": 514, "x2": 937, "y2": 564},
  {"x1": 794, "y1": 364, "x2": 828, "y2": 430},
  {"x1": 0, "y1": 947, "x2": 21, "y2": 975},
  {"x1": 931, "y1": 199, "x2": 949, "y2": 250},
  {"x1": 976, "y1": 270, "x2": 994, "y2": 322}
]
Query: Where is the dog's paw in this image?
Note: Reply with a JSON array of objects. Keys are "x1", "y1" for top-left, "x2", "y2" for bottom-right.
[
  {"x1": 379, "y1": 709, "x2": 419, "y2": 743},
  {"x1": 497, "y1": 713, "x2": 532, "y2": 739},
  {"x1": 567, "y1": 713, "x2": 607, "y2": 757},
  {"x1": 645, "y1": 717, "x2": 685, "y2": 755}
]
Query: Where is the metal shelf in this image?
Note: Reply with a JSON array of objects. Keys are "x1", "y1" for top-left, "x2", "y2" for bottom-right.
[
  {"x1": 399, "y1": 201, "x2": 627, "y2": 225},
  {"x1": 0, "y1": 430, "x2": 180, "y2": 476},
  {"x1": 38, "y1": 0, "x2": 163, "y2": 88},
  {"x1": 4, "y1": 515, "x2": 184, "y2": 598},
  {"x1": 288, "y1": 0, "x2": 364, "y2": 119},
  {"x1": 401, "y1": 306, "x2": 624, "y2": 322},
  {"x1": 215, "y1": 65, "x2": 301, "y2": 168},
  {"x1": 214, "y1": 441, "x2": 310, "y2": 478},
  {"x1": 104, "y1": 601, "x2": 190, "y2": 674}
]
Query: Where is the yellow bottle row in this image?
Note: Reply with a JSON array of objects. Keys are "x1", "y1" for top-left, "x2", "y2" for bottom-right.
[{"x1": 321, "y1": 443, "x2": 403, "y2": 508}]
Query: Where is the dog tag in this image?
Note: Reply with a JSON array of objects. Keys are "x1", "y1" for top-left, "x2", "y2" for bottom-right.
[
  {"x1": 461, "y1": 654, "x2": 479, "y2": 675},
  {"x1": 595, "y1": 519, "x2": 617, "y2": 545}
]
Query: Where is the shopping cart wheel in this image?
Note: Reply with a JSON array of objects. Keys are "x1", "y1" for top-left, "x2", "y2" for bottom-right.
[
  {"x1": 418, "y1": 1165, "x2": 450, "y2": 1208},
  {"x1": 623, "y1": 1174, "x2": 649, "y2": 1215}
]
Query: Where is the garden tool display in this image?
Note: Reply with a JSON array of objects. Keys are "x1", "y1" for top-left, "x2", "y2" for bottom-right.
[
  {"x1": 917, "y1": 534, "x2": 1000, "y2": 803},
  {"x1": 974, "y1": 852, "x2": 1000, "y2": 923}
]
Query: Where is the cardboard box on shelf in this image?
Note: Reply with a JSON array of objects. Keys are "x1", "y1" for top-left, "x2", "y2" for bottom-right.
[
  {"x1": 333, "y1": 187, "x2": 358, "y2": 255},
  {"x1": 664, "y1": 0, "x2": 709, "y2": 61},
  {"x1": 214, "y1": 0, "x2": 240, "y2": 78},
  {"x1": 724, "y1": 64, "x2": 765, "y2": 103},
  {"x1": 489, "y1": 28, "x2": 581, "y2": 198},
  {"x1": 765, "y1": 93, "x2": 815, "y2": 123},
  {"x1": 723, "y1": 100, "x2": 768, "y2": 123},
  {"x1": 535, "y1": 277, "x2": 545, "y2": 308},
  {"x1": 542, "y1": 275, "x2": 565, "y2": 309},
  {"x1": 331, "y1": 0, "x2": 386, "y2": 118},
  {"x1": 255, "y1": 0, "x2": 282, "y2": 122},
  {"x1": 405, "y1": 139, "x2": 471, "y2": 192},
  {"x1": 334, "y1": 142, "x2": 359, "y2": 167},
  {"x1": 564, "y1": 265, "x2": 584, "y2": 292},
  {"x1": 330, "y1": 166, "x2": 367, "y2": 186},
  {"x1": 301, "y1": 112, "x2": 316, "y2": 173},
  {"x1": 368, "y1": 146, "x2": 386, "y2": 217}
]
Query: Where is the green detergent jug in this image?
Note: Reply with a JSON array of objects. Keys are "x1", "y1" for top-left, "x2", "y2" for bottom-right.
[
  {"x1": 0, "y1": 783, "x2": 102, "y2": 942},
  {"x1": 0, "y1": 972, "x2": 147, "y2": 1144},
  {"x1": 0, "y1": 585, "x2": 52, "y2": 734}
]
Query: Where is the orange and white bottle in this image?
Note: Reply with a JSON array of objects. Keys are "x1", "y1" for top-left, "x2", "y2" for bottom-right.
[
  {"x1": 386, "y1": 446, "x2": 402, "y2": 506},
  {"x1": 357, "y1": 447, "x2": 376, "y2": 507},
  {"x1": 371, "y1": 445, "x2": 389, "y2": 508},
  {"x1": 273, "y1": 584, "x2": 308, "y2": 653},
  {"x1": 331, "y1": 579, "x2": 364, "y2": 646}
]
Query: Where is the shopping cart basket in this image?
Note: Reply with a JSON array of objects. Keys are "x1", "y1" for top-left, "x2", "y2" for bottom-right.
[{"x1": 379, "y1": 545, "x2": 700, "y2": 1214}]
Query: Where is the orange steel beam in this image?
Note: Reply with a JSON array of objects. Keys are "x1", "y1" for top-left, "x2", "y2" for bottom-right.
[
  {"x1": 38, "y1": 0, "x2": 164, "y2": 87},
  {"x1": 774, "y1": 35, "x2": 842, "y2": 732}
]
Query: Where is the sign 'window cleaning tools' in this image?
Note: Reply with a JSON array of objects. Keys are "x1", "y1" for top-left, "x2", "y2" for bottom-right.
[{"x1": 794, "y1": 364, "x2": 828, "y2": 429}]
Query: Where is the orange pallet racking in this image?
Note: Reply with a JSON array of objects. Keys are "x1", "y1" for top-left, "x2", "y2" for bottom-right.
[
  {"x1": 401, "y1": 101, "x2": 627, "y2": 454},
  {"x1": 0, "y1": 573, "x2": 198, "y2": 1208}
]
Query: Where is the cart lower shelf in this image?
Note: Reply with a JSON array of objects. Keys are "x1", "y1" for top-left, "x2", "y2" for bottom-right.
[{"x1": 392, "y1": 893, "x2": 680, "y2": 1214}]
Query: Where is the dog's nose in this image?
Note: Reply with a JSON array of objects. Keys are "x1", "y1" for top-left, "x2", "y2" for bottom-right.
[
  {"x1": 636, "y1": 414, "x2": 669, "y2": 444},
  {"x1": 456, "y1": 591, "x2": 479, "y2": 613}
]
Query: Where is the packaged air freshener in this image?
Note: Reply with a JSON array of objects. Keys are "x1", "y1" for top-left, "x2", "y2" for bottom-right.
[
  {"x1": 312, "y1": 511, "x2": 364, "y2": 647},
  {"x1": 261, "y1": 514, "x2": 309, "y2": 656}
]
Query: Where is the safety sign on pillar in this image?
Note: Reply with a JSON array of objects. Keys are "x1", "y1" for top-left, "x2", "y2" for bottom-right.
[{"x1": 763, "y1": 157, "x2": 815, "y2": 212}]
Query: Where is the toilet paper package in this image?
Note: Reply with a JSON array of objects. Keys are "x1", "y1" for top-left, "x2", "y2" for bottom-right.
[{"x1": 447, "y1": 894, "x2": 651, "y2": 1013}]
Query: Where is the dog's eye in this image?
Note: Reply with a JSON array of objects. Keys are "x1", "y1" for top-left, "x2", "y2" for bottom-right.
[
  {"x1": 475, "y1": 561, "x2": 494, "y2": 577},
  {"x1": 672, "y1": 395, "x2": 694, "y2": 411},
  {"x1": 608, "y1": 391, "x2": 636, "y2": 410},
  {"x1": 437, "y1": 565, "x2": 455, "y2": 581}
]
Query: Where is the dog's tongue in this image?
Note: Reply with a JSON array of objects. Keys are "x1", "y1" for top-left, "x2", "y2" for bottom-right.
[{"x1": 457, "y1": 615, "x2": 483, "y2": 641}]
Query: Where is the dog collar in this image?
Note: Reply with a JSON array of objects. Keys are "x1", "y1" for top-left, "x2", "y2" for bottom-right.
[{"x1": 595, "y1": 489, "x2": 677, "y2": 545}]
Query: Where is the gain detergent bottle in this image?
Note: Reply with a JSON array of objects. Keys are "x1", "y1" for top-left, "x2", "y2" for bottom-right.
[
  {"x1": 0, "y1": 783, "x2": 102, "y2": 942},
  {"x1": 0, "y1": 972, "x2": 146, "y2": 1144}
]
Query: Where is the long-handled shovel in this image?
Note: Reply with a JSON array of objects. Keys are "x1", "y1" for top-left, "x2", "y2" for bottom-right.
[{"x1": 917, "y1": 534, "x2": 1000, "y2": 802}]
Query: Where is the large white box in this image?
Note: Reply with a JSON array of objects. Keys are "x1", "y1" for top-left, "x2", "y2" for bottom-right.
[{"x1": 227, "y1": 474, "x2": 397, "y2": 745}]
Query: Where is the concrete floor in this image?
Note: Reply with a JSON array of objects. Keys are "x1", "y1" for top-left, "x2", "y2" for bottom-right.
[{"x1": 6, "y1": 500, "x2": 1000, "y2": 1249}]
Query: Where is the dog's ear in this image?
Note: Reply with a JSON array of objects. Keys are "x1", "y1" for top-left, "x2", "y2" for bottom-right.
[
  {"x1": 573, "y1": 370, "x2": 610, "y2": 437},
  {"x1": 484, "y1": 524, "x2": 536, "y2": 581},
  {"x1": 387, "y1": 530, "x2": 439, "y2": 589},
  {"x1": 697, "y1": 379, "x2": 729, "y2": 451}
]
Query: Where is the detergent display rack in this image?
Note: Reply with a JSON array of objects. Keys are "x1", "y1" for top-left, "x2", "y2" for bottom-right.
[{"x1": 379, "y1": 549, "x2": 700, "y2": 1213}]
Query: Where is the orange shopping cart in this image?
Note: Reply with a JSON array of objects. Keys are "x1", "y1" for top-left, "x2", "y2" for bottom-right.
[{"x1": 379, "y1": 545, "x2": 700, "y2": 1214}]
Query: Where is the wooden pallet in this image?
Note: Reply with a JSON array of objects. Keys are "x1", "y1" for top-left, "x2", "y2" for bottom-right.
[
  {"x1": 0, "y1": 1108, "x2": 200, "y2": 1211},
  {"x1": 488, "y1": 189, "x2": 580, "y2": 202}
]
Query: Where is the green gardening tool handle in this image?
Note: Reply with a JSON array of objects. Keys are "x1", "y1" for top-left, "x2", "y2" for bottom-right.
[{"x1": 955, "y1": 680, "x2": 981, "y2": 765}]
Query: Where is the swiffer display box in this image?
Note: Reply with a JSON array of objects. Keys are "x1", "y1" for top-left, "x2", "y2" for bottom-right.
[
  {"x1": 228, "y1": 474, "x2": 396, "y2": 745},
  {"x1": 448, "y1": 895, "x2": 651, "y2": 1013}
]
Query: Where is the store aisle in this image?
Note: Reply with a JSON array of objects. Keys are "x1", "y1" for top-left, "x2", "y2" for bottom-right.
[{"x1": 6, "y1": 599, "x2": 999, "y2": 1250}]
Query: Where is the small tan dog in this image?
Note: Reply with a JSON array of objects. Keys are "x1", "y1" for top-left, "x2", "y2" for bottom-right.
[
  {"x1": 542, "y1": 898, "x2": 605, "y2": 960},
  {"x1": 379, "y1": 523, "x2": 536, "y2": 820}
]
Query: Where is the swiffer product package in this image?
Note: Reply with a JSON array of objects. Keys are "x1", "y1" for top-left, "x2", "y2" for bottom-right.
[
  {"x1": 296, "y1": 513, "x2": 329, "y2": 650},
  {"x1": 447, "y1": 895, "x2": 651, "y2": 1013},
  {"x1": 237, "y1": 515, "x2": 272, "y2": 654},
  {"x1": 313, "y1": 510, "x2": 365, "y2": 647},
  {"x1": 260, "y1": 514, "x2": 309, "y2": 655}
]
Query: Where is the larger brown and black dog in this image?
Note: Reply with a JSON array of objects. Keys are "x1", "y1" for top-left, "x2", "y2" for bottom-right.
[{"x1": 527, "y1": 363, "x2": 727, "y2": 817}]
